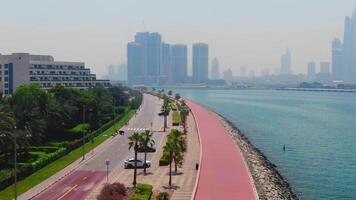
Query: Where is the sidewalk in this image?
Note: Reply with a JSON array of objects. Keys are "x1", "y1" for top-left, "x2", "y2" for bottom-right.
[
  {"x1": 186, "y1": 100, "x2": 257, "y2": 200},
  {"x1": 89, "y1": 111, "x2": 200, "y2": 200}
]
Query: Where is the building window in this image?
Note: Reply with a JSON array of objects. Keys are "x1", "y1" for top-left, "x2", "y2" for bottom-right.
[
  {"x1": 5, "y1": 77, "x2": 8, "y2": 81},
  {"x1": 5, "y1": 83, "x2": 9, "y2": 88},
  {"x1": 5, "y1": 90, "x2": 9, "y2": 94},
  {"x1": 4, "y1": 70, "x2": 8, "y2": 75}
]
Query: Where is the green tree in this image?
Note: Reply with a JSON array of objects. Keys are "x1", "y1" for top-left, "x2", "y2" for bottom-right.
[
  {"x1": 179, "y1": 104, "x2": 189, "y2": 134},
  {"x1": 168, "y1": 129, "x2": 186, "y2": 173},
  {"x1": 163, "y1": 140, "x2": 175, "y2": 187},
  {"x1": 162, "y1": 96, "x2": 170, "y2": 132},
  {"x1": 128, "y1": 132, "x2": 142, "y2": 187},
  {"x1": 175, "y1": 93, "x2": 181, "y2": 100},
  {"x1": 140, "y1": 130, "x2": 155, "y2": 174},
  {"x1": 10, "y1": 84, "x2": 46, "y2": 144},
  {"x1": 0, "y1": 104, "x2": 15, "y2": 161},
  {"x1": 167, "y1": 90, "x2": 172, "y2": 95}
]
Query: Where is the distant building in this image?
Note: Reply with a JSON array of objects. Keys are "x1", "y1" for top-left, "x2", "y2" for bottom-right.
[
  {"x1": 127, "y1": 32, "x2": 163, "y2": 85},
  {"x1": 127, "y1": 42, "x2": 144, "y2": 85},
  {"x1": 223, "y1": 68, "x2": 233, "y2": 81},
  {"x1": 332, "y1": 38, "x2": 344, "y2": 80},
  {"x1": 320, "y1": 62, "x2": 330, "y2": 74},
  {"x1": 281, "y1": 48, "x2": 292, "y2": 75},
  {"x1": 160, "y1": 43, "x2": 171, "y2": 84},
  {"x1": 192, "y1": 43, "x2": 209, "y2": 83},
  {"x1": 0, "y1": 53, "x2": 110, "y2": 95},
  {"x1": 307, "y1": 62, "x2": 316, "y2": 80},
  {"x1": 170, "y1": 44, "x2": 187, "y2": 84},
  {"x1": 261, "y1": 68, "x2": 270, "y2": 77},
  {"x1": 106, "y1": 63, "x2": 127, "y2": 82},
  {"x1": 317, "y1": 62, "x2": 331, "y2": 83},
  {"x1": 210, "y1": 58, "x2": 220, "y2": 80}
]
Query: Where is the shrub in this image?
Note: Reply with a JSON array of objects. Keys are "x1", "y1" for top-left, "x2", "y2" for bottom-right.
[
  {"x1": 159, "y1": 151, "x2": 170, "y2": 166},
  {"x1": 156, "y1": 192, "x2": 169, "y2": 200},
  {"x1": 172, "y1": 111, "x2": 180, "y2": 126},
  {"x1": 130, "y1": 183, "x2": 153, "y2": 200},
  {"x1": 68, "y1": 123, "x2": 90, "y2": 135},
  {"x1": 97, "y1": 182, "x2": 127, "y2": 200}
]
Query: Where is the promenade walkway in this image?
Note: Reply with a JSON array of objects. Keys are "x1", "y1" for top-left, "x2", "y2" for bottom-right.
[{"x1": 186, "y1": 100, "x2": 257, "y2": 200}]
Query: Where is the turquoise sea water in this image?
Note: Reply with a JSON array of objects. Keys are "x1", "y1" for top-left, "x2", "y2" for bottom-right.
[{"x1": 173, "y1": 89, "x2": 356, "y2": 200}]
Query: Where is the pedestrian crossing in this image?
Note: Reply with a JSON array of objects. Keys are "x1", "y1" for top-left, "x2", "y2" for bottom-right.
[{"x1": 127, "y1": 127, "x2": 149, "y2": 131}]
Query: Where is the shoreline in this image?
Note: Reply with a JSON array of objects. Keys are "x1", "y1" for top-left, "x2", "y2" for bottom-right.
[{"x1": 211, "y1": 111, "x2": 299, "y2": 200}]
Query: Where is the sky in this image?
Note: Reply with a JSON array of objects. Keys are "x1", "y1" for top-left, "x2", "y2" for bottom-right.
[{"x1": 0, "y1": 0, "x2": 354, "y2": 77}]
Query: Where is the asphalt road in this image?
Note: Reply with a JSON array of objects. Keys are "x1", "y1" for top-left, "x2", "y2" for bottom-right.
[{"x1": 32, "y1": 94, "x2": 165, "y2": 200}]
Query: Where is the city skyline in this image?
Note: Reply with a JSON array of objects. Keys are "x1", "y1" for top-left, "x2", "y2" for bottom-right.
[{"x1": 0, "y1": 0, "x2": 355, "y2": 77}]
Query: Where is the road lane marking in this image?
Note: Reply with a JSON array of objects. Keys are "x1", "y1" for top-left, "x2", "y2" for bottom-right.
[
  {"x1": 56, "y1": 184, "x2": 78, "y2": 200},
  {"x1": 82, "y1": 177, "x2": 87, "y2": 181}
]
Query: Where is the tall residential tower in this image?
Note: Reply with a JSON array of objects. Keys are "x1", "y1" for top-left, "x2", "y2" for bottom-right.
[{"x1": 192, "y1": 43, "x2": 209, "y2": 83}]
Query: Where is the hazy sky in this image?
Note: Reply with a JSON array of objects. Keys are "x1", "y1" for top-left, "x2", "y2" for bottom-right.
[{"x1": 0, "y1": 0, "x2": 354, "y2": 77}]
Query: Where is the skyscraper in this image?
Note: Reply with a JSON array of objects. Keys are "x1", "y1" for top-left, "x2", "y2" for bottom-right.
[
  {"x1": 307, "y1": 62, "x2": 316, "y2": 80},
  {"x1": 342, "y1": 10, "x2": 356, "y2": 82},
  {"x1": 320, "y1": 62, "x2": 330, "y2": 74},
  {"x1": 223, "y1": 68, "x2": 233, "y2": 81},
  {"x1": 127, "y1": 32, "x2": 163, "y2": 85},
  {"x1": 127, "y1": 42, "x2": 144, "y2": 85},
  {"x1": 281, "y1": 49, "x2": 292, "y2": 75},
  {"x1": 192, "y1": 43, "x2": 209, "y2": 83},
  {"x1": 171, "y1": 44, "x2": 187, "y2": 83},
  {"x1": 332, "y1": 38, "x2": 344, "y2": 80},
  {"x1": 134, "y1": 32, "x2": 162, "y2": 77},
  {"x1": 161, "y1": 43, "x2": 171, "y2": 83},
  {"x1": 211, "y1": 58, "x2": 220, "y2": 80}
]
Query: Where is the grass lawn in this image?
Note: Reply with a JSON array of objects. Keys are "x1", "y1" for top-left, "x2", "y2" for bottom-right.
[
  {"x1": 0, "y1": 110, "x2": 135, "y2": 200},
  {"x1": 172, "y1": 111, "x2": 181, "y2": 126}
]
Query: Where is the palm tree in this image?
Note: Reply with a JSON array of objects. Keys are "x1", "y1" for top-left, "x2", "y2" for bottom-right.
[
  {"x1": 140, "y1": 130, "x2": 155, "y2": 174},
  {"x1": 162, "y1": 96, "x2": 170, "y2": 132},
  {"x1": 163, "y1": 140, "x2": 175, "y2": 187},
  {"x1": 168, "y1": 129, "x2": 187, "y2": 173},
  {"x1": 128, "y1": 132, "x2": 142, "y2": 187}
]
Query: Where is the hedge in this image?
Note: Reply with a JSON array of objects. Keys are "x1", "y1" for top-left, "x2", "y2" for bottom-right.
[
  {"x1": 159, "y1": 150, "x2": 171, "y2": 166},
  {"x1": 172, "y1": 111, "x2": 180, "y2": 126},
  {"x1": 130, "y1": 183, "x2": 153, "y2": 200}
]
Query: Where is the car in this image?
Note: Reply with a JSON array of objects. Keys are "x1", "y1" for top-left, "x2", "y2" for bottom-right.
[
  {"x1": 124, "y1": 158, "x2": 151, "y2": 169},
  {"x1": 137, "y1": 145, "x2": 156, "y2": 153}
]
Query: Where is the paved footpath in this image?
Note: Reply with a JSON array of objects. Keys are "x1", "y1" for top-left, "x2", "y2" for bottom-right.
[
  {"x1": 92, "y1": 109, "x2": 200, "y2": 200},
  {"x1": 186, "y1": 100, "x2": 257, "y2": 200}
]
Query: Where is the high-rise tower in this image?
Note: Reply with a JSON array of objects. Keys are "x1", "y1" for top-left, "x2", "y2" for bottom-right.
[
  {"x1": 281, "y1": 49, "x2": 292, "y2": 75},
  {"x1": 192, "y1": 43, "x2": 209, "y2": 83},
  {"x1": 211, "y1": 58, "x2": 220, "y2": 80},
  {"x1": 171, "y1": 44, "x2": 187, "y2": 83}
]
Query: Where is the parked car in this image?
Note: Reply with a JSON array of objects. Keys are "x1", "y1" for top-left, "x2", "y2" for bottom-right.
[
  {"x1": 137, "y1": 145, "x2": 156, "y2": 153},
  {"x1": 124, "y1": 158, "x2": 151, "y2": 169}
]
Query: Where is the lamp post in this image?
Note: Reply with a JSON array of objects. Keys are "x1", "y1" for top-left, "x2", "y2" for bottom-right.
[
  {"x1": 105, "y1": 160, "x2": 110, "y2": 183},
  {"x1": 1, "y1": 126, "x2": 31, "y2": 200},
  {"x1": 82, "y1": 104, "x2": 86, "y2": 161},
  {"x1": 13, "y1": 128, "x2": 17, "y2": 200}
]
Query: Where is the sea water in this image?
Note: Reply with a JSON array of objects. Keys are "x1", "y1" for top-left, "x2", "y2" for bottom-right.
[{"x1": 173, "y1": 89, "x2": 356, "y2": 200}]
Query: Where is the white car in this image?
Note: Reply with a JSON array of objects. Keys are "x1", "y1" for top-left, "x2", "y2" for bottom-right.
[{"x1": 124, "y1": 158, "x2": 151, "y2": 169}]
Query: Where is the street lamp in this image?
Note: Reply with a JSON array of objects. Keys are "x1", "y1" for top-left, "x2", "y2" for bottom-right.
[
  {"x1": 82, "y1": 104, "x2": 86, "y2": 161},
  {"x1": 105, "y1": 160, "x2": 110, "y2": 183},
  {"x1": 0, "y1": 126, "x2": 31, "y2": 200}
]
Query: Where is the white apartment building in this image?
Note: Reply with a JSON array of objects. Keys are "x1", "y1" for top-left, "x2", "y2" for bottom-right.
[{"x1": 0, "y1": 53, "x2": 110, "y2": 94}]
